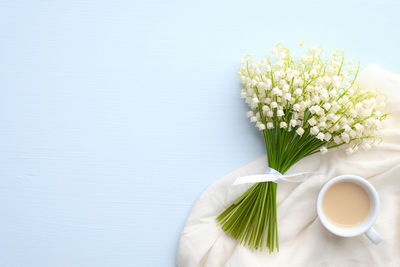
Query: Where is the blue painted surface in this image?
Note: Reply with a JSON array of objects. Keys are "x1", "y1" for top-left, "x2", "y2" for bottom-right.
[{"x1": 0, "y1": 0, "x2": 399, "y2": 266}]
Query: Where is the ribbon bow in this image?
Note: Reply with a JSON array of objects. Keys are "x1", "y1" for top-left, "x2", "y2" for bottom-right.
[{"x1": 232, "y1": 167, "x2": 320, "y2": 186}]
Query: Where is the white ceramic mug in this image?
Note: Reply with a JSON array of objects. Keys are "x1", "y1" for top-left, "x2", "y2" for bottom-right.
[{"x1": 316, "y1": 175, "x2": 382, "y2": 244}]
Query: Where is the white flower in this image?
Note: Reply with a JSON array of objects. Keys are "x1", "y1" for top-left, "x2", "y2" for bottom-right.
[
  {"x1": 294, "y1": 88, "x2": 302, "y2": 96},
  {"x1": 308, "y1": 117, "x2": 317, "y2": 126},
  {"x1": 259, "y1": 124, "x2": 266, "y2": 130},
  {"x1": 316, "y1": 132, "x2": 325, "y2": 140},
  {"x1": 341, "y1": 132, "x2": 350, "y2": 143},
  {"x1": 324, "y1": 132, "x2": 332, "y2": 141},
  {"x1": 349, "y1": 109, "x2": 357, "y2": 118},
  {"x1": 310, "y1": 69, "x2": 317, "y2": 77},
  {"x1": 312, "y1": 96, "x2": 321, "y2": 104},
  {"x1": 271, "y1": 87, "x2": 282, "y2": 96},
  {"x1": 320, "y1": 92, "x2": 329, "y2": 102},
  {"x1": 274, "y1": 70, "x2": 284, "y2": 79},
  {"x1": 246, "y1": 111, "x2": 254, "y2": 117},
  {"x1": 267, "y1": 122, "x2": 274, "y2": 129},
  {"x1": 289, "y1": 119, "x2": 297, "y2": 127},
  {"x1": 293, "y1": 78, "x2": 304, "y2": 87},
  {"x1": 320, "y1": 146, "x2": 328, "y2": 154},
  {"x1": 293, "y1": 103, "x2": 300, "y2": 111},
  {"x1": 331, "y1": 102, "x2": 340, "y2": 112},
  {"x1": 323, "y1": 103, "x2": 331, "y2": 110},
  {"x1": 283, "y1": 85, "x2": 290, "y2": 92},
  {"x1": 277, "y1": 110, "x2": 284, "y2": 117},
  {"x1": 310, "y1": 126, "x2": 319, "y2": 135},
  {"x1": 329, "y1": 90, "x2": 337, "y2": 97},
  {"x1": 316, "y1": 106, "x2": 324, "y2": 115},
  {"x1": 271, "y1": 102, "x2": 278, "y2": 108},
  {"x1": 300, "y1": 101, "x2": 309, "y2": 110},
  {"x1": 280, "y1": 122, "x2": 287, "y2": 128},
  {"x1": 265, "y1": 79, "x2": 272, "y2": 89},
  {"x1": 296, "y1": 127, "x2": 305, "y2": 136},
  {"x1": 349, "y1": 130, "x2": 357, "y2": 138},
  {"x1": 354, "y1": 123, "x2": 364, "y2": 132},
  {"x1": 318, "y1": 121, "x2": 327, "y2": 129},
  {"x1": 330, "y1": 125, "x2": 339, "y2": 132},
  {"x1": 309, "y1": 105, "x2": 320, "y2": 114},
  {"x1": 306, "y1": 85, "x2": 314, "y2": 92},
  {"x1": 343, "y1": 125, "x2": 351, "y2": 132},
  {"x1": 333, "y1": 136, "x2": 342, "y2": 144},
  {"x1": 250, "y1": 116, "x2": 257, "y2": 122},
  {"x1": 266, "y1": 110, "x2": 273, "y2": 117}
]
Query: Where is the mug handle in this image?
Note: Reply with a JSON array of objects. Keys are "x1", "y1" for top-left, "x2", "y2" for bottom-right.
[{"x1": 365, "y1": 227, "x2": 382, "y2": 244}]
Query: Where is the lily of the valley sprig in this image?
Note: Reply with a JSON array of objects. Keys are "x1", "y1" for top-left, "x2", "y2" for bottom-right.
[{"x1": 217, "y1": 44, "x2": 388, "y2": 253}]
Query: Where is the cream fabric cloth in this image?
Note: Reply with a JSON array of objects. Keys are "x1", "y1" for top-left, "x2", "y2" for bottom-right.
[{"x1": 177, "y1": 65, "x2": 400, "y2": 267}]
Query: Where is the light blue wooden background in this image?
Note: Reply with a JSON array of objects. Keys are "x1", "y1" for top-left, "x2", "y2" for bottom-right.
[{"x1": 1, "y1": 0, "x2": 399, "y2": 266}]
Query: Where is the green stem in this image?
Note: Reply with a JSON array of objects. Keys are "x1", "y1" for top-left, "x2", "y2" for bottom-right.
[{"x1": 217, "y1": 112, "x2": 327, "y2": 252}]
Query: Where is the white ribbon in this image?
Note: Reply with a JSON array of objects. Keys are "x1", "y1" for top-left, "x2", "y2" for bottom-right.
[{"x1": 232, "y1": 167, "x2": 319, "y2": 185}]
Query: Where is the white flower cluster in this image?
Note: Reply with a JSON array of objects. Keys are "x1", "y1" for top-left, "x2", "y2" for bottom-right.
[{"x1": 239, "y1": 44, "x2": 388, "y2": 154}]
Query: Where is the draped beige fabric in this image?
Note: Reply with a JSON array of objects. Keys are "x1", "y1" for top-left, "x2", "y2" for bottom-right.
[{"x1": 177, "y1": 65, "x2": 400, "y2": 267}]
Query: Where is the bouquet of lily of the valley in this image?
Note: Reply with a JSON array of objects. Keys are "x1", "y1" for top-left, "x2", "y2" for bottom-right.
[{"x1": 216, "y1": 44, "x2": 388, "y2": 252}]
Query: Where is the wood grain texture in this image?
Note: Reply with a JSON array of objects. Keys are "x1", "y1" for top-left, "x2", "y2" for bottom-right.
[{"x1": 0, "y1": 0, "x2": 399, "y2": 266}]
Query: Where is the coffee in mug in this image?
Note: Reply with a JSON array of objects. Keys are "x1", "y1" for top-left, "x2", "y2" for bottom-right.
[
  {"x1": 316, "y1": 175, "x2": 382, "y2": 244},
  {"x1": 322, "y1": 181, "x2": 370, "y2": 228}
]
